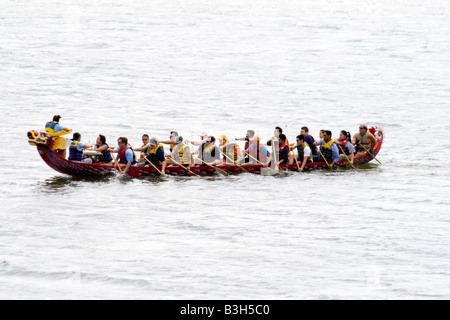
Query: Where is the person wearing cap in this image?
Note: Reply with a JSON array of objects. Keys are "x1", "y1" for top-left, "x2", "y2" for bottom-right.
[
  {"x1": 186, "y1": 132, "x2": 208, "y2": 147},
  {"x1": 218, "y1": 135, "x2": 242, "y2": 164},
  {"x1": 186, "y1": 132, "x2": 208, "y2": 156},
  {"x1": 352, "y1": 124, "x2": 376, "y2": 158},
  {"x1": 137, "y1": 137, "x2": 167, "y2": 172},
  {"x1": 167, "y1": 136, "x2": 193, "y2": 169}
]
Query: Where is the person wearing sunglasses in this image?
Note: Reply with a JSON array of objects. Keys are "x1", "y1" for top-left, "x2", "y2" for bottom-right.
[
  {"x1": 110, "y1": 137, "x2": 136, "y2": 174},
  {"x1": 194, "y1": 136, "x2": 221, "y2": 165},
  {"x1": 132, "y1": 134, "x2": 151, "y2": 161},
  {"x1": 159, "y1": 131, "x2": 179, "y2": 165},
  {"x1": 289, "y1": 134, "x2": 312, "y2": 172},
  {"x1": 352, "y1": 124, "x2": 376, "y2": 158}
]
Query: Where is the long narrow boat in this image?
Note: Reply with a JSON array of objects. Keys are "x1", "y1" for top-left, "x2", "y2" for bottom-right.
[{"x1": 27, "y1": 126, "x2": 383, "y2": 177}]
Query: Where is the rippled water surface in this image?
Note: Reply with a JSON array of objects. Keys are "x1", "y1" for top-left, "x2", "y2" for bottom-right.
[{"x1": 1, "y1": 0, "x2": 450, "y2": 299}]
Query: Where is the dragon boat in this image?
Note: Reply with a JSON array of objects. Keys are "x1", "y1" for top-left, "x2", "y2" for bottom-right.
[{"x1": 27, "y1": 126, "x2": 384, "y2": 177}]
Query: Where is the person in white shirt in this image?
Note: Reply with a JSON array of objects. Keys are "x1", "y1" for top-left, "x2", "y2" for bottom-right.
[{"x1": 289, "y1": 135, "x2": 312, "y2": 172}]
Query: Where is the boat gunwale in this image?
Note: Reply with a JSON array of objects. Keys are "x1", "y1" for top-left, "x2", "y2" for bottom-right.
[{"x1": 31, "y1": 126, "x2": 384, "y2": 177}]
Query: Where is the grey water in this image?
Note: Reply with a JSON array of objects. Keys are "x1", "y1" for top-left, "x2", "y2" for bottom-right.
[{"x1": 1, "y1": 0, "x2": 449, "y2": 299}]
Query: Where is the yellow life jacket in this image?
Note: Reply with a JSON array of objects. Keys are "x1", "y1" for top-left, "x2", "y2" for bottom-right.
[
  {"x1": 175, "y1": 144, "x2": 191, "y2": 165},
  {"x1": 44, "y1": 121, "x2": 72, "y2": 137},
  {"x1": 204, "y1": 143, "x2": 218, "y2": 154},
  {"x1": 145, "y1": 144, "x2": 164, "y2": 165},
  {"x1": 225, "y1": 143, "x2": 239, "y2": 162},
  {"x1": 300, "y1": 142, "x2": 313, "y2": 161},
  {"x1": 321, "y1": 139, "x2": 337, "y2": 149},
  {"x1": 319, "y1": 139, "x2": 337, "y2": 163},
  {"x1": 68, "y1": 140, "x2": 83, "y2": 161},
  {"x1": 140, "y1": 142, "x2": 150, "y2": 155}
]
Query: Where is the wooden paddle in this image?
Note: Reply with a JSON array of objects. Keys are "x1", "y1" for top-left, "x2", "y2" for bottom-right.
[
  {"x1": 144, "y1": 158, "x2": 166, "y2": 176},
  {"x1": 317, "y1": 148, "x2": 333, "y2": 170},
  {"x1": 219, "y1": 150, "x2": 250, "y2": 173},
  {"x1": 336, "y1": 144, "x2": 356, "y2": 169},
  {"x1": 271, "y1": 138, "x2": 280, "y2": 174},
  {"x1": 195, "y1": 157, "x2": 229, "y2": 176},
  {"x1": 170, "y1": 157, "x2": 200, "y2": 177},
  {"x1": 293, "y1": 153, "x2": 301, "y2": 171},
  {"x1": 112, "y1": 154, "x2": 124, "y2": 174},
  {"x1": 358, "y1": 142, "x2": 382, "y2": 164},
  {"x1": 246, "y1": 153, "x2": 280, "y2": 175}
]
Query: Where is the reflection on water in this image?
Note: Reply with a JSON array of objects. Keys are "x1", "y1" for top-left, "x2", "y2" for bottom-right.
[
  {"x1": 35, "y1": 163, "x2": 383, "y2": 192},
  {"x1": 36, "y1": 175, "x2": 115, "y2": 193}
]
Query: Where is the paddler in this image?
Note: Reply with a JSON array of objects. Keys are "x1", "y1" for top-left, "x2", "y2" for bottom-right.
[
  {"x1": 238, "y1": 136, "x2": 271, "y2": 166},
  {"x1": 270, "y1": 133, "x2": 289, "y2": 166},
  {"x1": 338, "y1": 130, "x2": 355, "y2": 163},
  {"x1": 300, "y1": 126, "x2": 318, "y2": 156},
  {"x1": 160, "y1": 131, "x2": 179, "y2": 165},
  {"x1": 186, "y1": 132, "x2": 208, "y2": 157},
  {"x1": 352, "y1": 123, "x2": 377, "y2": 158},
  {"x1": 194, "y1": 136, "x2": 221, "y2": 165},
  {"x1": 68, "y1": 132, "x2": 93, "y2": 163},
  {"x1": 314, "y1": 130, "x2": 339, "y2": 166},
  {"x1": 235, "y1": 130, "x2": 255, "y2": 163},
  {"x1": 289, "y1": 134, "x2": 312, "y2": 172},
  {"x1": 137, "y1": 137, "x2": 167, "y2": 173},
  {"x1": 92, "y1": 134, "x2": 114, "y2": 165},
  {"x1": 218, "y1": 135, "x2": 242, "y2": 164},
  {"x1": 133, "y1": 134, "x2": 150, "y2": 161},
  {"x1": 110, "y1": 137, "x2": 136, "y2": 174},
  {"x1": 166, "y1": 136, "x2": 193, "y2": 169},
  {"x1": 266, "y1": 126, "x2": 283, "y2": 146}
]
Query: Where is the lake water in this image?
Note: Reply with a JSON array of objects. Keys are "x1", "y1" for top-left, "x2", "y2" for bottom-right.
[{"x1": 1, "y1": 0, "x2": 449, "y2": 299}]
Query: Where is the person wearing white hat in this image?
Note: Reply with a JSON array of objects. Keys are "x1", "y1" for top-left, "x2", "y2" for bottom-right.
[{"x1": 186, "y1": 132, "x2": 208, "y2": 156}]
